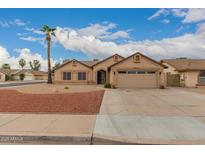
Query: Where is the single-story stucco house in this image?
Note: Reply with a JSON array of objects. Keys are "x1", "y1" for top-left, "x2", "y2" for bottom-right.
[
  {"x1": 161, "y1": 58, "x2": 205, "y2": 87},
  {"x1": 0, "y1": 69, "x2": 19, "y2": 82},
  {"x1": 0, "y1": 69, "x2": 47, "y2": 82},
  {"x1": 54, "y1": 52, "x2": 167, "y2": 88}
]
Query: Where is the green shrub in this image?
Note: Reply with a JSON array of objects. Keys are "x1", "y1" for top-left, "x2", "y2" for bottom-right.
[
  {"x1": 160, "y1": 85, "x2": 165, "y2": 89},
  {"x1": 104, "y1": 83, "x2": 111, "y2": 88},
  {"x1": 19, "y1": 73, "x2": 25, "y2": 81},
  {"x1": 64, "y1": 86, "x2": 69, "y2": 90},
  {"x1": 111, "y1": 84, "x2": 116, "y2": 89},
  {"x1": 5, "y1": 75, "x2": 11, "y2": 81}
]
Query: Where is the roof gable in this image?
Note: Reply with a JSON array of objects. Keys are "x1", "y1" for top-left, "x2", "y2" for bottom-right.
[
  {"x1": 92, "y1": 54, "x2": 124, "y2": 67},
  {"x1": 109, "y1": 52, "x2": 166, "y2": 69},
  {"x1": 54, "y1": 59, "x2": 92, "y2": 71}
]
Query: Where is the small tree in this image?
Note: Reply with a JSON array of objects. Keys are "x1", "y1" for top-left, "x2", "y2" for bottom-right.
[
  {"x1": 29, "y1": 60, "x2": 41, "y2": 71},
  {"x1": 2, "y1": 63, "x2": 10, "y2": 69},
  {"x1": 5, "y1": 75, "x2": 11, "y2": 81},
  {"x1": 19, "y1": 73, "x2": 25, "y2": 81},
  {"x1": 19, "y1": 58, "x2": 26, "y2": 69}
]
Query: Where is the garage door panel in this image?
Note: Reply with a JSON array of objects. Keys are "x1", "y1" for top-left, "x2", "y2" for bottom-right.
[{"x1": 117, "y1": 74, "x2": 157, "y2": 88}]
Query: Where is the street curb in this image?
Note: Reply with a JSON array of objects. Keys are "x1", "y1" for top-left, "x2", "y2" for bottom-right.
[
  {"x1": 0, "y1": 81, "x2": 46, "y2": 88},
  {"x1": 0, "y1": 135, "x2": 91, "y2": 145}
]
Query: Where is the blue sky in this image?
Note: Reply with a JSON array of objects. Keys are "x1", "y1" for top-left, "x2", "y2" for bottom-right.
[{"x1": 0, "y1": 8, "x2": 205, "y2": 70}]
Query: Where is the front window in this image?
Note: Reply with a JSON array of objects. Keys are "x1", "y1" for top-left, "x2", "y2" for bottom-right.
[
  {"x1": 118, "y1": 71, "x2": 126, "y2": 74},
  {"x1": 63, "y1": 72, "x2": 71, "y2": 80},
  {"x1": 199, "y1": 71, "x2": 205, "y2": 84},
  {"x1": 128, "y1": 71, "x2": 137, "y2": 74},
  {"x1": 113, "y1": 55, "x2": 118, "y2": 62},
  {"x1": 133, "y1": 55, "x2": 141, "y2": 63},
  {"x1": 147, "y1": 71, "x2": 155, "y2": 74},
  {"x1": 78, "y1": 72, "x2": 86, "y2": 80},
  {"x1": 137, "y1": 71, "x2": 146, "y2": 74}
]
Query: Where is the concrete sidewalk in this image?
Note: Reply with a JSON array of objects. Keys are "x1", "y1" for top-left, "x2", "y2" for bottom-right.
[
  {"x1": 0, "y1": 114, "x2": 96, "y2": 144},
  {"x1": 0, "y1": 80, "x2": 46, "y2": 88},
  {"x1": 93, "y1": 88, "x2": 205, "y2": 144}
]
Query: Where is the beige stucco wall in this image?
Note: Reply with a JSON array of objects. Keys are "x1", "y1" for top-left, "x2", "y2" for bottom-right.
[
  {"x1": 162, "y1": 62, "x2": 200, "y2": 87},
  {"x1": 12, "y1": 72, "x2": 35, "y2": 81},
  {"x1": 54, "y1": 61, "x2": 93, "y2": 84},
  {"x1": 0, "y1": 72, "x2": 5, "y2": 82},
  {"x1": 184, "y1": 71, "x2": 199, "y2": 87},
  {"x1": 35, "y1": 74, "x2": 47, "y2": 80},
  {"x1": 162, "y1": 62, "x2": 179, "y2": 74},
  {"x1": 93, "y1": 55, "x2": 124, "y2": 84},
  {"x1": 110, "y1": 54, "x2": 165, "y2": 87}
]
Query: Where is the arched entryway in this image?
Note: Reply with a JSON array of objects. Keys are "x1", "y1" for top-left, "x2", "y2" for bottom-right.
[
  {"x1": 199, "y1": 71, "x2": 205, "y2": 84},
  {"x1": 97, "y1": 70, "x2": 106, "y2": 84}
]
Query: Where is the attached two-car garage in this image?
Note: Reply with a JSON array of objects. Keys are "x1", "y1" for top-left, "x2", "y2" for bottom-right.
[
  {"x1": 109, "y1": 52, "x2": 166, "y2": 88},
  {"x1": 116, "y1": 70, "x2": 157, "y2": 88}
]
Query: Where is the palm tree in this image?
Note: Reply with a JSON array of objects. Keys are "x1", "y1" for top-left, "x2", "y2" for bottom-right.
[
  {"x1": 41, "y1": 25, "x2": 56, "y2": 84},
  {"x1": 18, "y1": 58, "x2": 26, "y2": 69}
]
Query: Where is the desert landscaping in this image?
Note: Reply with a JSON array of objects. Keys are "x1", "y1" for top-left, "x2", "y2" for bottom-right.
[{"x1": 0, "y1": 84, "x2": 104, "y2": 114}]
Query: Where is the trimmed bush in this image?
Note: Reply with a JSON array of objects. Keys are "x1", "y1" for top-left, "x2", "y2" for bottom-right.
[
  {"x1": 5, "y1": 75, "x2": 11, "y2": 81},
  {"x1": 19, "y1": 73, "x2": 25, "y2": 81},
  {"x1": 111, "y1": 84, "x2": 116, "y2": 89},
  {"x1": 160, "y1": 85, "x2": 165, "y2": 89},
  {"x1": 64, "y1": 86, "x2": 69, "y2": 90},
  {"x1": 104, "y1": 83, "x2": 111, "y2": 88}
]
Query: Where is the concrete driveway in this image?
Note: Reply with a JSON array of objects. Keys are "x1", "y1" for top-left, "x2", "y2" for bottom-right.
[{"x1": 93, "y1": 88, "x2": 205, "y2": 144}]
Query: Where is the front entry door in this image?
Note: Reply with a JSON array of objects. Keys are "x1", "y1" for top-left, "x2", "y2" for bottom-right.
[{"x1": 97, "y1": 70, "x2": 106, "y2": 84}]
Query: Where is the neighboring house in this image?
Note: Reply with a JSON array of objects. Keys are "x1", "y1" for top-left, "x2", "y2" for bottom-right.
[
  {"x1": 54, "y1": 52, "x2": 167, "y2": 88},
  {"x1": 0, "y1": 69, "x2": 19, "y2": 82},
  {"x1": 0, "y1": 69, "x2": 47, "y2": 82},
  {"x1": 12, "y1": 70, "x2": 47, "y2": 81},
  {"x1": 161, "y1": 58, "x2": 205, "y2": 87}
]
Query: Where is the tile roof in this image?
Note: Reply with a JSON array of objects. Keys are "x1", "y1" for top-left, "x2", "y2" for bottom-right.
[
  {"x1": 0, "y1": 69, "x2": 47, "y2": 76},
  {"x1": 161, "y1": 58, "x2": 205, "y2": 71},
  {"x1": 14, "y1": 69, "x2": 47, "y2": 76},
  {"x1": 0, "y1": 69, "x2": 20, "y2": 75},
  {"x1": 80, "y1": 61, "x2": 99, "y2": 67}
]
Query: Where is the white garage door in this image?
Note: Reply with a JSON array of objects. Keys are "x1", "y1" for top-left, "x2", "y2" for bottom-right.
[
  {"x1": 24, "y1": 75, "x2": 35, "y2": 80},
  {"x1": 117, "y1": 70, "x2": 157, "y2": 88}
]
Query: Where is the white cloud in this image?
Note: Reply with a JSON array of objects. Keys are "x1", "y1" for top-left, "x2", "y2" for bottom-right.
[
  {"x1": 0, "y1": 18, "x2": 28, "y2": 27},
  {"x1": 13, "y1": 19, "x2": 26, "y2": 26},
  {"x1": 0, "y1": 20, "x2": 10, "y2": 27},
  {"x1": 171, "y1": 9, "x2": 187, "y2": 17},
  {"x1": 0, "y1": 46, "x2": 10, "y2": 64},
  {"x1": 161, "y1": 19, "x2": 170, "y2": 24},
  {"x1": 21, "y1": 23, "x2": 129, "y2": 49},
  {"x1": 77, "y1": 23, "x2": 116, "y2": 38},
  {"x1": 176, "y1": 26, "x2": 184, "y2": 33},
  {"x1": 101, "y1": 30, "x2": 130, "y2": 40},
  {"x1": 76, "y1": 23, "x2": 130, "y2": 40},
  {"x1": 19, "y1": 36, "x2": 46, "y2": 47},
  {"x1": 183, "y1": 9, "x2": 205, "y2": 23},
  {"x1": 24, "y1": 27, "x2": 45, "y2": 35},
  {"x1": 147, "y1": 9, "x2": 169, "y2": 20},
  {"x1": 20, "y1": 36, "x2": 43, "y2": 42},
  {"x1": 148, "y1": 8, "x2": 205, "y2": 24},
  {"x1": 0, "y1": 47, "x2": 56, "y2": 71},
  {"x1": 55, "y1": 22, "x2": 205, "y2": 60}
]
